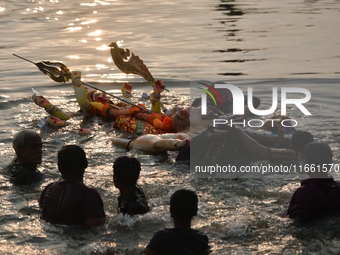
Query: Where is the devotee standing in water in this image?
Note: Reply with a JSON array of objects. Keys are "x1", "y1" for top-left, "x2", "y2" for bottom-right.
[
  {"x1": 113, "y1": 156, "x2": 150, "y2": 216},
  {"x1": 39, "y1": 145, "x2": 106, "y2": 227},
  {"x1": 142, "y1": 189, "x2": 209, "y2": 255},
  {"x1": 2, "y1": 130, "x2": 43, "y2": 185},
  {"x1": 287, "y1": 142, "x2": 340, "y2": 225}
]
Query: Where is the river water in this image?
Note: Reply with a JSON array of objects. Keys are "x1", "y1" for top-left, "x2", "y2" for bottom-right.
[{"x1": 0, "y1": 0, "x2": 340, "y2": 254}]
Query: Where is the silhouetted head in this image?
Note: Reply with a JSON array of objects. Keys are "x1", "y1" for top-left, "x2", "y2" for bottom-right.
[
  {"x1": 113, "y1": 156, "x2": 141, "y2": 189},
  {"x1": 13, "y1": 130, "x2": 42, "y2": 166},
  {"x1": 291, "y1": 131, "x2": 314, "y2": 152},
  {"x1": 58, "y1": 145, "x2": 88, "y2": 178},
  {"x1": 303, "y1": 142, "x2": 333, "y2": 165},
  {"x1": 170, "y1": 189, "x2": 198, "y2": 222}
]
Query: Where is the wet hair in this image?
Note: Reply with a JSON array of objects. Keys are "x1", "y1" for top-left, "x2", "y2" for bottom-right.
[
  {"x1": 113, "y1": 156, "x2": 141, "y2": 188},
  {"x1": 291, "y1": 131, "x2": 314, "y2": 152},
  {"x1": 58, "y1": 145, "x2": 88, "y2": 177},
  {"x1": 13, "y1": 130, "x2": 41, "y2": 153},
  {"x1": 302, "y1": 142, "x2": 333, "y2": 167},
  {"x1": 170, "y1": 189, "x2": 198, "y2": 222}
]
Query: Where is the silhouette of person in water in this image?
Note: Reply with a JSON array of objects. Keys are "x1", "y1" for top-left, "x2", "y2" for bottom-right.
[
  {"x1": 1, "y1": 130, "x2": 43, "y2": 185},
  {"x1": 113, "y1": 156, "x2": 149, "y2": 216},
  {"x1": 39, "y1": 145, "x2": 106, "y2": 227},
  {"x1": 142, "y1": 189, "x2": 209, "y2": 255},
  {"x1": 287, "y1": 142, "x2": 340, "y2": 225}
]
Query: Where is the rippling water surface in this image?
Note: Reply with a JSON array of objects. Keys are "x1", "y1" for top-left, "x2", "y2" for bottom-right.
[{"x1": 0, "y1": 0, "x2": 340, "y2": 254}]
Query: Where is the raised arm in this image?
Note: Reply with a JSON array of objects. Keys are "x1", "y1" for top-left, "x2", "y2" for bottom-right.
[{"x1": 233, "y1": 127, "x2": 296, "y2": 162}]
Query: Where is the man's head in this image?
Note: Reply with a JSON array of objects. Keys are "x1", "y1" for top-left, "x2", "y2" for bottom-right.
[
  {"x1": 170, "y1": 189, "x2": 198, "y2": 222},
  {"x1": 113, "y1": 156, "x2": 141, "y2": 189},
  {"x1": 58, "y1": 145, "x2": 88, "y2": 178},
  {"x1": 13, "y1": 130, "x2": 42, "y2": 166},
  {"x1": 302, "y1": 142, "x2": 333, "y2": 177},
  {"x1": 291, "y1": 131, "x2": 314, "y2": 152}
]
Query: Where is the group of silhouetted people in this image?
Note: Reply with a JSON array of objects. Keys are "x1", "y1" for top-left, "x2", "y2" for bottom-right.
[
  {"x1": 2, "y1": 128, "x2": 340, "y2": 254},
  {"x1": 1, "y1": 130, "x2": 210, "y2": 254}
]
